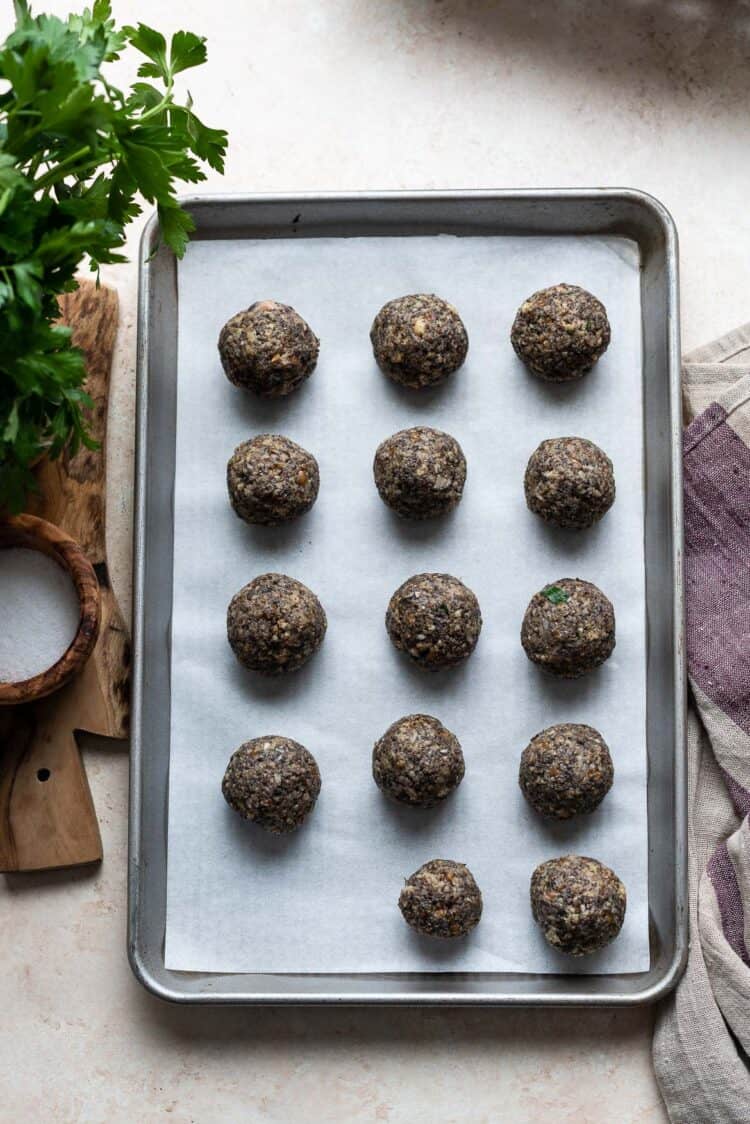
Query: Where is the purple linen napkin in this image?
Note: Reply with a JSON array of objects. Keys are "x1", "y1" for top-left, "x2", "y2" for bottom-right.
[{"x1": 654, "y1": 326, "x2": 750, "y2": 1123}]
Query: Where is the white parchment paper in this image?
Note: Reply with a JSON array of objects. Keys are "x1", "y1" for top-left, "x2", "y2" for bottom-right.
[{"x1": 165, "y1": 233, "x2": 649, "y2": 974}]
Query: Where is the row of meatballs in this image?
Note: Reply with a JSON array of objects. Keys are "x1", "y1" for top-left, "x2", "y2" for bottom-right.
[
  {"x1": 228, "y1": 427, "x2": 616, "y2": 530},
  {"x1": 222, "y1": 722, "x2": 625, "y2": 956},
  {"x1": 224, "y1": 717, "x2": 613, "y2": 823},
  {"x1": 227, "y1": 571, "x2": 615, "y2": 679},
  {"x1": 218, "y1": 283, "x2": 611, "y2": 397}
]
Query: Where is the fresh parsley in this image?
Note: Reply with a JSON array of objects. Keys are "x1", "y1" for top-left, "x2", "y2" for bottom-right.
[
  {"x1": 542, "y1": 584, "x2": 570, "y2": 605},
  {"x1": 0, "y1": 1, "x2": 227, "y2": 512}
]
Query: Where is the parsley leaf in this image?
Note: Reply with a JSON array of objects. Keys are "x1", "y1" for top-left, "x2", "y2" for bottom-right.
[
  {"x1": 0, "y1": 2, "x2": 227, "y2": 512},
  {"x1": 157, "y1": 200, "x2": 194, "y2": 260},
  {"x1": 542, "y1": 585, "x2": 571, "y2": 605},
  {"x1": 124, "y1": 22, "x2": 169, "y2": 81},
  {"x1": 170, "y1": 31, "x2": 207, "y2": 75}
]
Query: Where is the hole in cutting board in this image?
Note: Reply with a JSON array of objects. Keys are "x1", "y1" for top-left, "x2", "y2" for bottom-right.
[{"x1": 36, "y1": 768, "x2": 50, "y2": 782}]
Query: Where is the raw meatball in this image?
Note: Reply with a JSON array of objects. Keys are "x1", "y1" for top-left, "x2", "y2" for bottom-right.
[
  {"x1": 386, "y1": 572, "x2": 482, "y2": 671},
  {"x1": 227, "y1": 573, "x2": 326, "y2": 675},
  {"x1": 521, "y1": 578, "x2": 615, "y2": 678},
  {"x1": 373, "y1": 426, "x2": 467, "y2": 519},
  {"x1": 218, "y1": 300, "x2": 319, "y2": 397},
  {"x1": 373, "y1": 714, "x2": 465, "y2": 807},
  {"x1": 222, "y1": 736, "x2": 321, "y2": 833},
  {"x1": 511, "y1": 283, "x2": 611, "y2": 382},
  {"x1": 399, "y1": 859, "x2": 482, "y2": 938},
  {"x1": 524, "y1": 437, "x2": 615, "y2": 529},
  {"x1": 530, "y1": 855, "x2": 626, "y2": 956},
  {"x1": 370, "y1": 294, "x2": 468, "y2": 389},
  {"x1": 519, "y1": 723, "x2": 613, "y2": 820},
  {"x1": 227, "y1": 434, "x2": 319, "y2": 526}
]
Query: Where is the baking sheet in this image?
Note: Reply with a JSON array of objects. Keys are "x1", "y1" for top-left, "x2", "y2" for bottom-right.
[{"x1": 165, "y1": 233, "x2": 649, "y2": 975}]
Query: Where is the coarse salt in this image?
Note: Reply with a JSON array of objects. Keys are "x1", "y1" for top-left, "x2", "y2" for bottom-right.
[{"x1": 0, "y1": 548, "x2": 80, "y2": 682}]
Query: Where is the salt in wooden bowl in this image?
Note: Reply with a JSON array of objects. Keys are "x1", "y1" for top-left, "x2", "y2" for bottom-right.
[{"x1": 0, "y1": 514, "x2": 100, "y2": 705}]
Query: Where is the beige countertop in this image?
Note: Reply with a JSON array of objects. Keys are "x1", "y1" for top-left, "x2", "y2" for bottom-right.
[{"x1": 6, "y1": 0, "x2": 749, "y2": 1118}]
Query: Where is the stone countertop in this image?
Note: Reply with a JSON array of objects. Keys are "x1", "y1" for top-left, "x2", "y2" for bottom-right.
[{"x1": 6, "y1": 0, "x2": 747, "y2": 1118}]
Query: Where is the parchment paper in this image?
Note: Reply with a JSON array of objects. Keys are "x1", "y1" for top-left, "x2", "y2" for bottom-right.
[{"x1": 165, "y1": 232, "x2": 649, "y2": 974}]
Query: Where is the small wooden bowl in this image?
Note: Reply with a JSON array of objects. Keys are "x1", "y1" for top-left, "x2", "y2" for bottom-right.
[{"x1": 0, "y1": 514, "x2": 101, "y2": 705}]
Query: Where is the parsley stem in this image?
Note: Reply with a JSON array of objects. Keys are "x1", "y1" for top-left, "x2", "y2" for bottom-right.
[
  {"x1": 34, "y1": 145, "x2": 93, "y2": 190},
  {"x1": 138, "y1": 76, "x2": 174, "y2": 124}
]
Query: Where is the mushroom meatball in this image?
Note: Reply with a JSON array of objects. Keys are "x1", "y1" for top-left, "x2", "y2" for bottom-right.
[
  {"x1": 222, "y1": 736, "x2": 321, "y2": 833},
  {"x1": 373, "y1": 714, "x2": 465, "y2": 807},
  {"x1": 373, "y1": 426, "x2": 466, "y2": 520},
  {"x1": 524, "y1": 437, "x2": 615, "y2": 529},
  {"x1": 227, "y1": 573, "x2": 326, "y2": 675},
  {"x1": 386, "y1": 573, "x2": 482, "y2": 671},
  {"x1": 530, "y1": 855, "x2": 626, "y2": 956},
  {"x1": 511, "y1": 284, "x2": 610, "y2": 382},
  {"x1": 519, "y1": 723, "x2": 613, "y2": 820},
  {"x1": 521, "y1": 578, "x2": 615, "y2": 678},
  {"x1": 399, "y1": 859, "x2": 483, "y2": 938},
  {"x1": 227, "y1": 434, "x2": 319, "y2": 525},
  {"x1": 370, "y1": 294, "x2": 468, "y2": 389},
  {"x1": 218, "y1": 300, "x2": 319, "y2": 397}
]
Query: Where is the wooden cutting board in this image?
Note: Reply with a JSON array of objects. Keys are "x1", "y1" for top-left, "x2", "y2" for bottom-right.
[{"x1": 0, "y1": 281, "x2": 130, "y2": 872}]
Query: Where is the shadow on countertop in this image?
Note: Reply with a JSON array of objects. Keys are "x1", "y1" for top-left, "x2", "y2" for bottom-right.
[
  {"x1": 380, "y1": 0, "x2": 750, "y2": 104},
  {"x1": 137, "y1": 977, "x2": 656, "y2": 1057}
]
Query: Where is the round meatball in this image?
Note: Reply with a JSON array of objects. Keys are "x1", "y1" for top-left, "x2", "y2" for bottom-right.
[
  {"x1": 370, "y1": 294, "x2": 468, "y2": 389},
  {"x1": 519, "y1": 723, "x2": 614, "y2": 820},
  {"x1": 521, "y1": 578, "x2": 615, "y2": 678},
  {"x1": 227, "y1": 573, "x2": 326, "y2": 675},
  {"x1": 373, "y1": 426, "x2": 467, "y2": 519},
  {"x1": 218, "y1": 300, "x2": 319, "y2": 397},
  {"x1": 511, "y1": 283, "x2": 611, "y2": 382},
  {"x1": 399, "y1": 859, "x2": 482, "y2": 938},
  {"x1": 222, "y1": 736, "x2": 321, "y2": 833},
  {"x1": 530, "y1": 855, "x2": 626, "y2": 956},
  {"x1": 524, "y1": 437, "x2": 615, "y2": 529},
  {"x1": 386, "y1": 573, "x2": 482, "y2": 671},
  {"x1": 227, "y1": 434, "x2": 319, "y2": 526},
  {"x1": 373, "y1": 714, "x2": 465, "y2": 807}
]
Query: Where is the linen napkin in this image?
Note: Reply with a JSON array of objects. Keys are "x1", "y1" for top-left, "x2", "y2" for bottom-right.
[{"x1": 653, "y1": 326, "x2": 750, "y2": 1123}]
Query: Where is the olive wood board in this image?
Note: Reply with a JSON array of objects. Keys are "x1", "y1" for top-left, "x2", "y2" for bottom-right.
[{"x1": 0, "y1": 280, "x2": 130, "y2": 873}]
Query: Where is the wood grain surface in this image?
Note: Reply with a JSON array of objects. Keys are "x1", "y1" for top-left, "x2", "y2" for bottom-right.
[
  {"x1": 0, "y1": 280, "x2": 130, "y2": 871},
  {"x1": 31, "y1": 282, "x2": 130, "y2": 738}
]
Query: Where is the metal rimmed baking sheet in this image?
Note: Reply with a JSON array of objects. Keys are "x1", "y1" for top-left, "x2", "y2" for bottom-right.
[{"x1": 130, "y1": 190, "x2": 686, "y2": 1005}]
